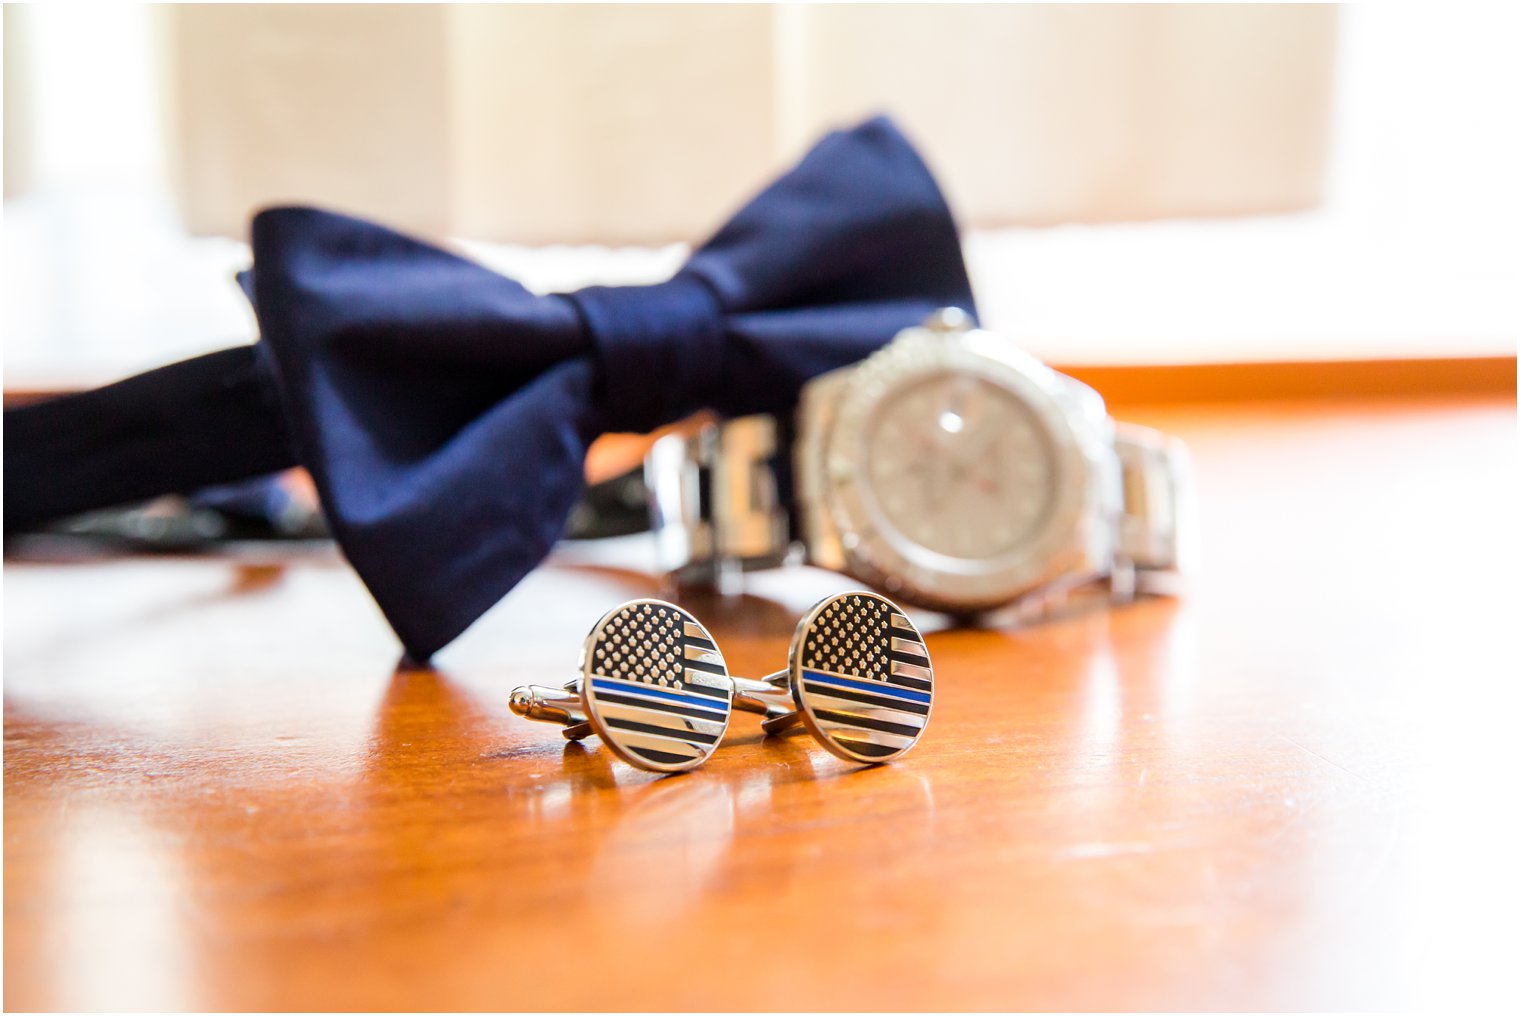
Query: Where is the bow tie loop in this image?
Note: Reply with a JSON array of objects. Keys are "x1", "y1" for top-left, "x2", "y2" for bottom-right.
[{"x1": 570, "y1": 274, "x2": 726, "y2": 434}]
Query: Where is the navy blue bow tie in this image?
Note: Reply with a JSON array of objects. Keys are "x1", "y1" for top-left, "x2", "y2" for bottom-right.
[{"x1": 234, "y1": 115, "x2": 976, "y2": 659}]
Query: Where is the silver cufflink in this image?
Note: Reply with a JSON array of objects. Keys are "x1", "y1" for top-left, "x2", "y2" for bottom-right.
[
  {"x1": 510, "y1": 598, "x2": 733, "y2": 773},
  {"x1": 731, "y1": 591, "x2": 933, "y2": 763}
]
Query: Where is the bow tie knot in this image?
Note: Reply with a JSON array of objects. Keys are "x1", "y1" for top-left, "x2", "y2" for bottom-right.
[{"x1": 571, "y1": 274, "x2": 726, "y2": 433}]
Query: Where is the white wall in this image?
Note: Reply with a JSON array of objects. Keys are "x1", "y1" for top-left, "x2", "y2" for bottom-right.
[{"x1": 2, "y1": 2, "x2": 167, "y2": 198}]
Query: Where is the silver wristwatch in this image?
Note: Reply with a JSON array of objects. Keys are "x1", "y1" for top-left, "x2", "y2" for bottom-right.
[{"x1": 643, "y1": 309, "x2": 1192, "y2": 615}]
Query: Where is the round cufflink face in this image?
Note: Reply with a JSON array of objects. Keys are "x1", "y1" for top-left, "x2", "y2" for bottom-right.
[
  {"x1": 579, "y1": 599, "x2": 733, "y2": 773},
  {"x1": 788, "y1": 591, "x2": 933, "y2": 763}
]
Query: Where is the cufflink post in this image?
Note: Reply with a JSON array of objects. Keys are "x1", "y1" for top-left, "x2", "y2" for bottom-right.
[
  {"x1": 509, "y1": 682, "x2": 591, "y2": 738},
  {"x1": 730, "y1": 671, "x2": 806, "y2": 734}
]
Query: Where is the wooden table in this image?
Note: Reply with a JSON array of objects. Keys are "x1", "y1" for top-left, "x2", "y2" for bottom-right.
[{"x1": 5, "y1": 396, "x2": 1517, "y2": 1011}]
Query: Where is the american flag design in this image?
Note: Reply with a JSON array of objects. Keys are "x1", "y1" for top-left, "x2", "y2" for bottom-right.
[
  {"x1": 793, "y1": 592, "x2": 933, "y2": 763},
  {"x1": 581, "y1": 600, "x2": 732, "y2": 772}
]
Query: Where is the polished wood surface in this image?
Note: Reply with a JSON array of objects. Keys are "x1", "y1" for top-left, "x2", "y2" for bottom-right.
[{"x1": 5, "y1": 397, "x2": 1517, "y2": 1011}]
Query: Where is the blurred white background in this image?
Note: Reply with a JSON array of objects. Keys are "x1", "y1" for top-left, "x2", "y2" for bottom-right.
[{"x1": 3, "y1": 3, "x2": 1517, "y2": 387}]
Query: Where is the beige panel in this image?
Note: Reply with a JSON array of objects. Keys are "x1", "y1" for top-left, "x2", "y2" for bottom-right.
[
  {"x1": 792, "y1": 4, "x2": 1338, "y2": 225},
  {"x1": 3, "y1": 5, "x2": 37, "y2": 198},
  {"x1": 170, "y1": 4, "x2": 452, "y2": 238},
  {"x1": 1140, "y1": 5, "x2": 1338, "y2": 217},
  {"x1": 164, "y1": 4, "x2": 1337, "y2": 242},
  {"x1": 448, "y1": 4, "x2": 779, "y2": 244}
]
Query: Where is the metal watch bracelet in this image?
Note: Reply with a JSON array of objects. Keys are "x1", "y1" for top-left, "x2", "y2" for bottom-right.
[{"x1": 641, "y1": 413, "x2": 1190, "y2": 605}]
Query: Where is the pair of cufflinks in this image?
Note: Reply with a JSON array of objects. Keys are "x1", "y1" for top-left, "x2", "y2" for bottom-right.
[{"x1": 510, "y1": 590, "x2": 934, "y2": 773}]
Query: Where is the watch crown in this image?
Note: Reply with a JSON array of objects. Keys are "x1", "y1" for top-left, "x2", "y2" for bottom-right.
[{"x1": 922, "y1": 306, "x2": 972, "y2": 335}]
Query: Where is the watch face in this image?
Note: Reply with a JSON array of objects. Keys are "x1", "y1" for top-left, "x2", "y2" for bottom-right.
[
  {"x1": 864, "y1": 371, "x2": 1057, "y2": 561},
  {"x1": 818, "y1": 330, "x2": 1103, "y2": 611}
]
